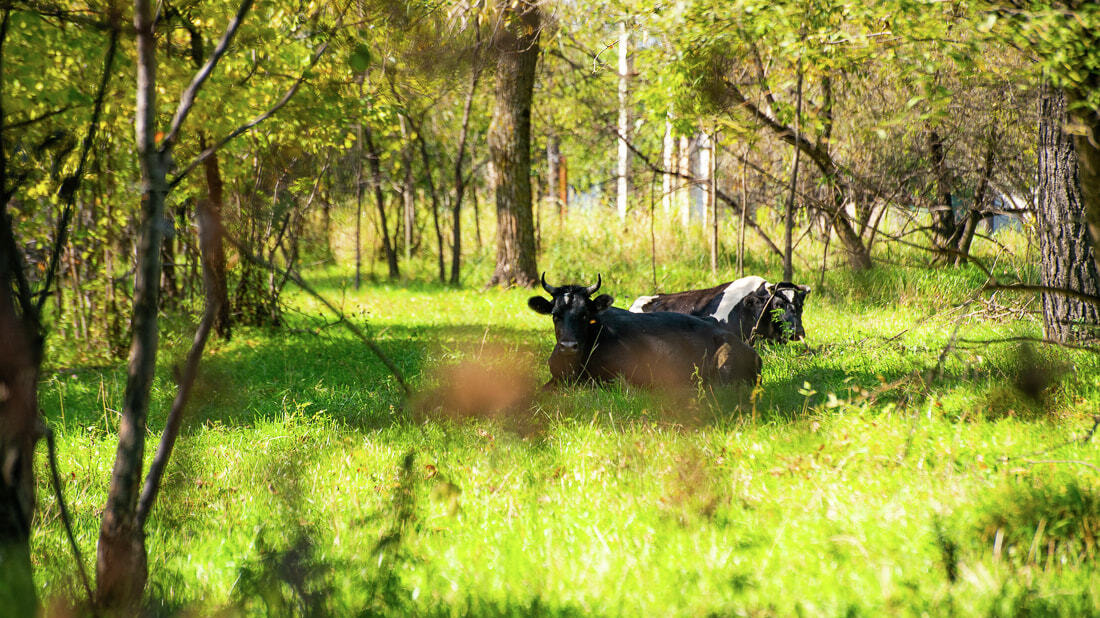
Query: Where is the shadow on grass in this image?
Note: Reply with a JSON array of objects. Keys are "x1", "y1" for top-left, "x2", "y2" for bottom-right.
[{"x1": 40, "y1": 314, "x2": 1087, "y2": 439}]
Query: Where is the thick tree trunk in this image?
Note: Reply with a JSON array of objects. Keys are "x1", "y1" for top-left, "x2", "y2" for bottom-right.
[
  {"x1": 96, "y1": 1, "x2": 165, "y2": 608},
  {"x1": 487, "y1": 0, "x2": 540, "y2": 288},
  {"x1": 927, "y1": 127, "x2": 957, "y2": 257},
  {"x1": 1038, "y1": 88, "x2": 1100, "y2": 342},
  {"x1": 199, "y1": 135, "x2": 231, "y2": 339},
  {"x1": 0, "y1": 220, "x2": 42, "y2": 617},
  {"x1": 1066, "y1": 89, "x2": 1100, "y2": 279}
]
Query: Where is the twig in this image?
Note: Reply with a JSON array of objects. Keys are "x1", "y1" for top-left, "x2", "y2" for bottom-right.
[
  {"x1": 168, "y1": 37, "x2": 333, "y2": 188},
  {"x1": 226, "y1": 235, "x2": 411, "y2": 396},
  {"x1": 45, "y1": 427, "x2": 93, "y2": 605},
  {"x1": 1018, "y1": 459, "x2": 1100, "y2": 472},
  {"x1": 956, "y1": 336, "x2": 1099, "y2": 354},
  {"x1": 136, "y1": 304, "x2": 215, "y2": 527}
]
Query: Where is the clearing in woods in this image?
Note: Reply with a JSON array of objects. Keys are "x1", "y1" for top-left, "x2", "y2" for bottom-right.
[{"x1": 32, "y1": 222, "x2": 1100, "y2": 615}]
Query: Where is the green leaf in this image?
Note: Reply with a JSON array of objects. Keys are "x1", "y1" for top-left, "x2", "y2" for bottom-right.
[{"x1": 349, "y1": 44, "x2": 371, "y2": 73}]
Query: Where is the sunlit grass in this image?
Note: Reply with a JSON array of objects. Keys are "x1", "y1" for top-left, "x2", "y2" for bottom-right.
[{"x1": 31, "y1": 208, "x2": 1100, "y2": 615}]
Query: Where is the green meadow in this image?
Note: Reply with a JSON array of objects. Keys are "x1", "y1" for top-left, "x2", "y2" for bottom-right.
[{"x1": 32, "y1": 215, "x2": 1100, "y2": 616}]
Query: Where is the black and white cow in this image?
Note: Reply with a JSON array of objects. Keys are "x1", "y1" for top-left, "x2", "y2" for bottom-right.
[
  {"x1": 628, "y1": 276, "x2": 811, "y2": 344},
  {"x1": 528, "y1": 274, "x2": 761, "y2": 388}
]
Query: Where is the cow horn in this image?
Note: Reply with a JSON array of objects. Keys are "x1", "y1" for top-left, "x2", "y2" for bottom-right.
[
  {"x1": 585, "y1": 274, "x2": 602, "y2": 296},
  {"x1": 541, "y1": 272, "x2": 558, "y2": 295}
]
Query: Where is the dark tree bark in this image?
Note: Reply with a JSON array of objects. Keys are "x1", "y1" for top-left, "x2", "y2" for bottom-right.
[
  {"x1": 1066, "y1": 89, "x2": 1100, "y2": 279},
  {"x1": 1037, "y1": 87, "x2": 1100, "y2": 342},
  {"x1": 450, "y1": 53, "x2": 481, "y2": 285},
  {"x1": 95, "y1": 0, "x2": 166, "y2": 607},
  {"x1": 362, "y1": 122, "x2": 400, "y2": 280},
  {"x1": 97, "y1": 0, "x2": 255, "y2": 608},
  {"x1": 927, "y1": 126, "x2": 958, "y2": 258},
  {"x1": 720, "y1": 71, "x2": 872, "y2": 270},
  {"x1": 487, "y1": 0, "x2": 540, "y2": 288},
  {"x1": 0, "y1": 214, "x2": 42, "y2": 617},
  {"x1": 199, "y1": 136, "x2": 231, "y2": 339},
  {"x1": 952, "y1": 134, "x2": 996, "y2": 265}
]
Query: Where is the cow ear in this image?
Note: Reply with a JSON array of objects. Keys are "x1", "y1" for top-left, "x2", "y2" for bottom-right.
[
  {"x1": 742, "y1": 292, "x2": 764, "y2": 307},
  {"x1": 799, "y1": 285, "x2": 812, "y2": 296},
  {"x1": 592, "y1": 294, "x2": 614, "y2": 312},
  {"x1": 528, "y1": 296, "x2": 553, "y2": 314}
]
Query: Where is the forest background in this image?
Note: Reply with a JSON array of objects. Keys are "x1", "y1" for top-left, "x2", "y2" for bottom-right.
[{"x1": 1, "y1": 0, "x2": 1100, "y2": 615}]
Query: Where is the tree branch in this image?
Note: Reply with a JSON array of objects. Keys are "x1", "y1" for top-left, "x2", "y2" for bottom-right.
[
  {"x1": 158, "y1": 0, "x2": 255, "y2": 152},
  {"x1": 167, "y1": 39, "x2": 330, "y2": 189},
  {"x1": 225, "y1": 234, "x2": 412, "y2": 396}
]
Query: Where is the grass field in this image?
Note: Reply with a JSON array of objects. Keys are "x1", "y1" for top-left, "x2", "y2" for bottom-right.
[{"x1": 31, "y1": 213, "x2": 1100, "y2": 616}]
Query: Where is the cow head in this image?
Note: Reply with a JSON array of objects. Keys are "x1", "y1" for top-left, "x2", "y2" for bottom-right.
[
  {"x1": 528, "y1": 273, "x2": 614, "y2": 356},
  {"x1": 742, "y1": 282, "x2": 810, "y2": 343}
]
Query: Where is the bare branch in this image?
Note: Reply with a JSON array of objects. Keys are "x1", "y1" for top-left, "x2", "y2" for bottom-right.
[
  {"x1": 168, "y1": 40, "x2": 330, "y2": 189},
  {"x1": 983, "y1": 283, "x2": 1100, "y2": 307},
  {"x1": 136, "y1": 305, "x2": 214, "y2": 528},
  {"x1": 225, "y1": 234, "x2": 412, "y2": 396},
  {"x1": 159, "y1": 0, "x2": 255, "y2": 152}
]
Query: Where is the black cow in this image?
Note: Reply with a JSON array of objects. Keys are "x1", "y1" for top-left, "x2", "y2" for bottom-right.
[
  {"x1": 628, "y1": 276, "x2": 810, "y2": 344},
  {"x1": 528, "y1": 274, "x2": 761, "y2": 388}
]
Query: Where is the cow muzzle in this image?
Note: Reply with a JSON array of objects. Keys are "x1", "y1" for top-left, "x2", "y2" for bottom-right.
[{"x1": 556, "y1": 341, "x2": 580, "y2": 354}]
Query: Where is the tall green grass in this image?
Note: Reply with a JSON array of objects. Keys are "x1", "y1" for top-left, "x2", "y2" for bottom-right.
[{"x1": 31, "y1": 207, "x2": 1099, "y2": 616}]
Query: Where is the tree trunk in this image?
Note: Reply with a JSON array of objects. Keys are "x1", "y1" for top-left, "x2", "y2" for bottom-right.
[
  {"x1": 363, "y1": 123, "x2": 400, "y2": 280},
  {"x1": 927, "y1": 126, "x2": 957, "y2": 257},
  {"x1": 355, "y1": 123, "x2": 364, "y2": 289},
  {"x1": 1038, "y1": 88, "x2": 1100, "y2": 342},
  {"x1": 1066, "y1": 89, "x2": 1100, "y2": 279},
  {"x1": 616, "y1": 21, "x2": 631, "y2": 220},
  {"x1": 487, "y1": 0, "x2": 540, "y2": 288},
  {"x1": 783, "y1": 60, "x2": 803, "y2": 282},
  {"x1": 96, "y1": 0, "x2": 165, "y2": 607},
  {"x1": 199, "y1": 134, "x2": 231, "y2": 339},
  {"x1": 450, "y1": 60, "x2": 479, "y2": 285},
  {"x1": 547, "y1": 135, "x2": 561, "y2": 216},
  {"x1": 952, "y1": 134, "x2": 996, "y2": 265},
  {"x1": 0, "y1": 219, "x2": 43, "y2": 617}
]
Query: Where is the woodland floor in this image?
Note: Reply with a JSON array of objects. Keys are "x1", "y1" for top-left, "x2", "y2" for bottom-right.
[{"x1": 30, "y1": 220, "x2": 1100, "y2": 616}]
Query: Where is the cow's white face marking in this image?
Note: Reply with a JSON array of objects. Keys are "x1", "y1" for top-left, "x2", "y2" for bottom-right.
[
  {"x1": 709, "y1": 276, "x2": 767, "y2": 323},
  {"x1": 782, "y1": 289, "x2": 796, "y2": 303},
  {"x1": 628, "y1": 295, "x2": 657, "y2": 313}
]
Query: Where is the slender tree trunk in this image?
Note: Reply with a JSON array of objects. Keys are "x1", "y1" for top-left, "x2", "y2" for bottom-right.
[
  {"x1": 737, "y1": 160, "x2": 747, "y2": 277},
  {"x1": 96, "y1": 0, "x2": 166, "y2": 607},
  {"x1": 355, "y1": 123, "x2": 364, "y2": 289},
  {"x1": 783, "y1": 60, "x2": 803, "y2": 282},
  {"x1": 1038, "y1": 87, "x2": 1100, "y2": 342},
  {"x1": 616, "y1": 21, "x2": 631, "y2": 220},
  {"x1": 487, "y1": 0, "x2": 540, "y2": 288},
  {"x1": 402, "y1": 140, "x2": 414, "y2": 266},
  {"x1": 953, "y1": 135, "x2": 996, "y2": 265},
  {"x1": 710, "y1": 131, "x2": 719, "y2": 274},
  {"x1": 450, "y1": 55, "x2": 481, "y2": 285},
  {"x1": 363, "y1": 123, "x2": 400, "y2": 280},
  {"x1": 199, "y1": 134, "x2": 231, "y2": 338}
]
